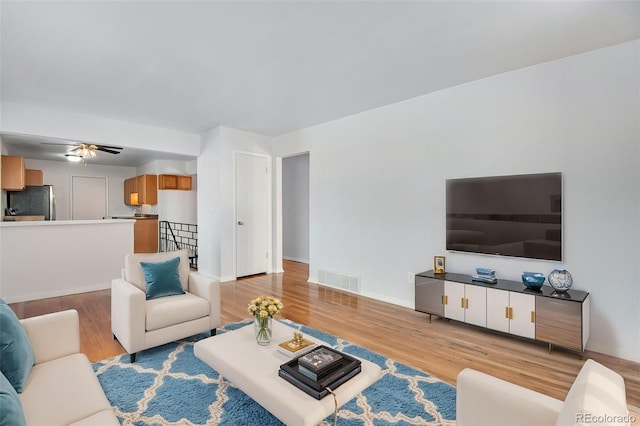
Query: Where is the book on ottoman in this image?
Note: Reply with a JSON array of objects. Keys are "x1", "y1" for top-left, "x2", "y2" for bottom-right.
[
  {"x1": 279, "y1": 345, "x2": 361, "y2": 399},
  {"x1": 278, "y1": 364, "x2": 361, "y2": 400},
  {"x1": 277, "y1": 337, "x2": 317, "y2": 359},
  {"x1": 297, "y1": 346, "x2": 343, "y2": 377}
]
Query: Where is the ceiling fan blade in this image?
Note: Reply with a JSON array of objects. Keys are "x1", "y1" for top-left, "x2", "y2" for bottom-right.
[
  {"x1": 96, "y1": 145, "x2": 123, "y2": 150},
  {"x1": 96, "y1": 147, "x2": 121, "y2": 154}
]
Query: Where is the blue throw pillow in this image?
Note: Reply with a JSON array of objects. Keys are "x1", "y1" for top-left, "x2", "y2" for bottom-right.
[
  {"x1": 0, "y1": 299, "x2": 35, "y2": 393},
  {"x1": 0, "y1": 371, "x2": 26, "y2": 426},
  {"x1": 140, "y1": 257, "x2": 185, "y2": 300}
]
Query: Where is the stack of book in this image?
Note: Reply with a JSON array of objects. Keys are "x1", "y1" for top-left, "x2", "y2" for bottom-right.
[
  {"x1": 279, "y1": 345, "x2": 361, "y2": 399},
  {"x1": 472, "y1": 267, "x2": 497, "y2": 284},
  {"x1": 276, "y1": 336, "x2": 316, "y2": 359}
]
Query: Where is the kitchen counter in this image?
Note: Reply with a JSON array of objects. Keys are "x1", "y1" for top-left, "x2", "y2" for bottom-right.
[
  {"x1": 0, "y1": 219, "x2": 132, "y2": 227},
  {"x1": 0, "y1": 219, "x2": 134, "y2": 303},
  {"x1": 3, "y1": 215, "x2": 45, "y2": 221},
  {"x1": 111, "y1": 215, "x2": 159, "y2": 220}
]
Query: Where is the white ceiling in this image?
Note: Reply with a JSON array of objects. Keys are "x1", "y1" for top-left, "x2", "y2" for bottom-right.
[{"x1": 1, "y1": 1, "x2": 638, "y2": 166}]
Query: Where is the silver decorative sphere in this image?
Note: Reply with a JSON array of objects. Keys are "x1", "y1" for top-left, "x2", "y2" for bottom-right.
[{"x1": 548, "y1": 269, "x2": 573, "y2": 292}]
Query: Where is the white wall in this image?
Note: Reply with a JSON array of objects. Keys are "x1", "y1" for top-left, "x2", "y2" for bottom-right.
[
  {"x1": 1, "y1": 103, "x2": 200, "y2": 155},
  {"x1": 198, "y1": 127, "x2": 223, "y2": 280},
  {"x1": 272, "y1": 41, "x2": 640, "y2": 362},
  {"x1": 23, "y1": 158, "x2": 136, "y2": 219},
  {"x1": 197, "y1": 126, "x2": 273, "y2": 281},
  {"x1": 282, "y1": 153, "x2": 309, "y2": 263}
]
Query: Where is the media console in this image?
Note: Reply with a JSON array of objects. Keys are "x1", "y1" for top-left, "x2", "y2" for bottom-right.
[{"x1": 415, "y1": 270, "x2": 590, "y2": 352}]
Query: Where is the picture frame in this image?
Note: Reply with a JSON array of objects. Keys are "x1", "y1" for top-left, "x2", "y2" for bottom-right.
[{"x1": 434, "y1": 256, "x2": 446, "y2": 274}]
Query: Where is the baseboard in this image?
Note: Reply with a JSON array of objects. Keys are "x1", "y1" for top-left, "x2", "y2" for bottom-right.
[
  {"x1": 307, "y1": 276, "x2": 413, "y2": 309},
  {"x1": 283, "y1": 256, "x2": 309, "y2": 264},
  {"x1": 360, "y1": 289, "x2": 413, "y2": 309},
  {"x1": 2, "y1": 283, "x2": 111, "y2": 304}
]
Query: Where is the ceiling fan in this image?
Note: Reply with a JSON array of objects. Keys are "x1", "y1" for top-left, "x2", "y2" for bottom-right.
[{"x1": 42, "y1": 142, "x2": 123, "y2": 162}]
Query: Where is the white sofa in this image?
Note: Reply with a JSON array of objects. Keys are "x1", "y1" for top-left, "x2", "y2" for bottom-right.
[
  {"x1": 457, "y1": 359, "x2": 630, "y2": 426},
  {"x1": 111, "y1": 249, "x2": 221, "y2": 362},
  {"x1": 19, "y1": 310, "x2": 118, "y2": 425}
]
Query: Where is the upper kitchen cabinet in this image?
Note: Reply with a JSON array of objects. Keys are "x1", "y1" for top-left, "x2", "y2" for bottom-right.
[
  {"x1": 25, "y1": 169, "x2": 44, "y2": 186},
  {"x1": 158, "y1": 174, "x2": 192, "y2": 190},
  {"x1": 1, "y1": 155, "x2": 26, "y2": 190},
  {"x1": 124, "y1": 174, "x2": 158, "y2": 205}
]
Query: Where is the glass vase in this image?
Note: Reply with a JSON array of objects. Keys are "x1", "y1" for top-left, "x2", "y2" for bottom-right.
[{"x1": 254, "y1": 315, "x2": 272, "y2": 345}]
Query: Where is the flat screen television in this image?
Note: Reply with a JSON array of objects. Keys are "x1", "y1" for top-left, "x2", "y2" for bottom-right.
[{"x1": 446, "y1": 172, "x2": 562, "y2": 261}]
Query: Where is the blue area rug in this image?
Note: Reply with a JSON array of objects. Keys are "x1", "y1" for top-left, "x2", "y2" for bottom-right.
[{"x1": 93, "y1": 319, "x2": 456, "y2": 425}]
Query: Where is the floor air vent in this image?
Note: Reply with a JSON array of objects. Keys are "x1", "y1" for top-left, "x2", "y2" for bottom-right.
[{"x1": 317, "y1": 269, "x2": 361, "y2": 294}]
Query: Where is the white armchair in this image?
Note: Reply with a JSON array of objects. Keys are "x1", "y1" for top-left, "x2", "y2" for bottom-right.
[
  {"x1": 111, "y1": 249, "x2": 221, "y2": 362},
  {"x1": 456, "y1": 359, "x2": 630, "y2": 426}
]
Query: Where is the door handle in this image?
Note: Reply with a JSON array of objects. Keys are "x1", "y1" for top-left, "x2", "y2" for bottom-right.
[{"x1": 237, "y1": 221, "x2": 244, "y2": 225}]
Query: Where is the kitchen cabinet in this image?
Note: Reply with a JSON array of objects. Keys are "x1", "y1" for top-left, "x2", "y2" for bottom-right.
[
  {"x1": 124, "y1": 178, "x2": 135, "y2": 205},
  {"x1": 25, "y1": 169, "x2": 44, "y2": 186},
  {"x1": 444, "y1": 281, "x2": 487, "y2": 327},
  {"x1": 486, "y1": 288, "x2": 535, "y2": 339},
  {"x1": 1, "y1": 155, "x2": 25, "y2": 190},
  {"x1": 124, "y1": 174, "x2": 157, "y2": 205},
  {"x1": 134, "y1": 218, "x2": 158, "y2": 253},
  {"x1": 158, "y1": 174, "x2": 192, "y2": 190}
]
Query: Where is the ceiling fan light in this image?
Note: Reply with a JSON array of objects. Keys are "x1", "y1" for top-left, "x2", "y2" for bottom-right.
[
  {"x1": 65, "y1": 154, "x2": 82, "y2": 162},
  {"x1": 71, "y1": 144, "x2": 97, "y2": 159}
]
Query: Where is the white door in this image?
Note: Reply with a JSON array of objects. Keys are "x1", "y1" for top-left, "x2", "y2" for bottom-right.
[
  {"x1": 71, "y1": 176, "x2": 107, "y2": 220},
  {"x1": 235, "y1": 153, "x2": 269, "y2": 277}
]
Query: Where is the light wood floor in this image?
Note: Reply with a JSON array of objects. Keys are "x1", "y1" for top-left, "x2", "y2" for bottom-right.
[{"x1": 9, "y1": 260, "x2": 639, "y2": 412}]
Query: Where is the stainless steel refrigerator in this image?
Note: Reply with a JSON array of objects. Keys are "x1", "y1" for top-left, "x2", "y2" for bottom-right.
[{"x1": 7, "y1": 185, "x2": 56, "y2": 220}]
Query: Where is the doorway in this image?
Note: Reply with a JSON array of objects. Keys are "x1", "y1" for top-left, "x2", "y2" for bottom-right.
[
  {"x1": 235, "y1": 152, "x2": 270, "y2": 278},
  {"x1": 71, "y1": 176, "x2": 107, "y2": 220},
  {"x1": 282, "y1": 153, "x2": 309, "y2": 265}
]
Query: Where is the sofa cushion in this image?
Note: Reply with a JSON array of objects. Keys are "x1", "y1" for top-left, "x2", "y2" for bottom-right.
[
  {"x1": 140, "y1": 256, "x2": 186, "y2": 300},
  {"x1": 146, "y1": 292, "x2": 210, "y2": 332},
  {"x1": 124, "y1": 250, "x2": 190, "y2": 292},
  {"x1": 556, "y1": 359, "x2": 629, "y2": 426},
  {"x1": 19, "y1": 353, "x2": 113, "y2": 426},
  {"x1": 69, "y1": 410, "x2": 120, "y2": 426},
  {"x1": 0, "y1": 371, "x2": 26, "y2": 426},
  {"x1": 0, "y1": 300, "x2": 35, "y2": 393}
]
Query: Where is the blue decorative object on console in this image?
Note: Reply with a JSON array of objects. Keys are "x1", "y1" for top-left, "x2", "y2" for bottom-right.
[
  {"x1": 476, "y1": 268, "x2": 495, "y2": 276},
  {"x1": 521, "y1": 272, "x2": 545, "y2": 289},
  {"x1": 473, "y1": 267, "x2": 497, "y2": 284}
]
